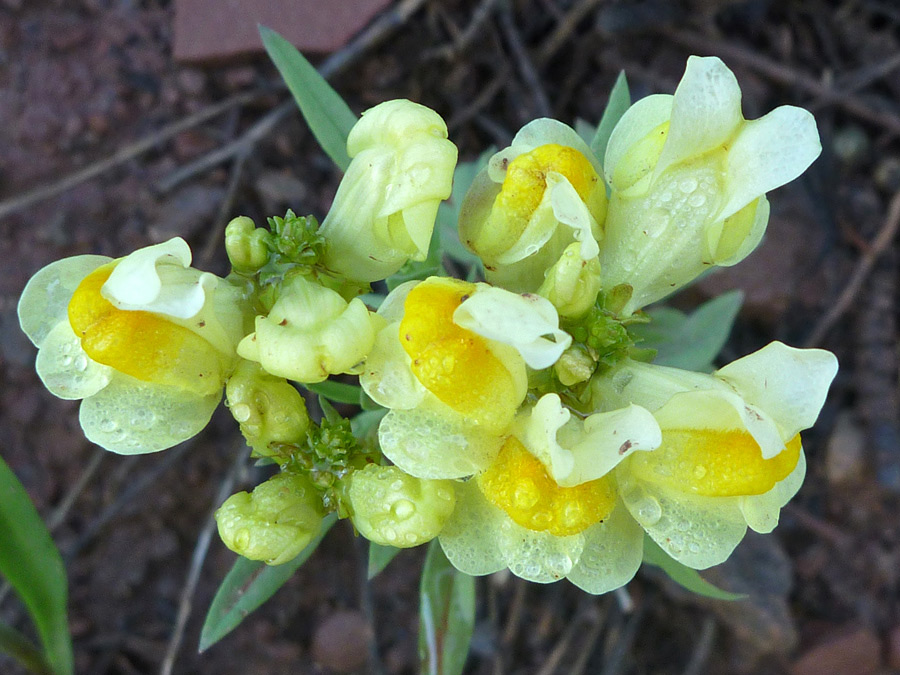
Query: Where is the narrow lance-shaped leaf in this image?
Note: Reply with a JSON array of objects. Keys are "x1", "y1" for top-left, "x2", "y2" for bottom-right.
[
  {"x1": 418, "y1": 541, "x2": 475, "y2": 675},
  {"x1": 0, "y1": 456, "x2": 73, "y2": 675},
  {"x1": 591, "y1": 70, "x2": 631, "y2": 169},
  {"x1": 200, "y1": 513, "x2": 337, "y2": 652},
  {"x1": 367, "y1": 542, "x2": 401, "y2": 580},
  {"x1": 0, "y1": 622, "x2": 53, "y2": 675},
  {"x1": 259, "y1": 25, "x2": 357, "y2": 171},
  {"x1": 642, "y1": 535, "x2": 746, "y2": 601},
  {"x1": 631, "y1": 290, "x2": 744, "y2": 371},
  {"x1": 302, "y1": 380, "x2": 363, "y2": 405}
]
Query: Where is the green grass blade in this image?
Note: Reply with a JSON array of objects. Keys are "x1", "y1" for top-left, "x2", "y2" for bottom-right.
[
  {"x1": 0, "y1": 623, "x2": 53, "y2": 675},
  {"x1": 591, "y1": 70, "x2": 631, "y2": 168},
  {"x1": 259, "y1": 25, "x2": 357, "y2": 171},
  {"x1": 642, "y1": 535, "x2": 746, "y2": 601},
  {"x1": 367, "y1": 542, "x2": 401, "y2": 580},
  {"x1": 200, "y1": 513, "x2": 337, "y2": 651},
  {"x1": 0, "y1": 456, "x2": 73, "y2": 675},
  {"x1": 418, "y1": 541, "x2": 475, "y2": 675}
]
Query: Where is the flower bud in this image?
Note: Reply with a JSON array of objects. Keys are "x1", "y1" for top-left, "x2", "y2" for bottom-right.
[
  {"x1": 347, "y1": 464, "x2": 455, "y2": 548},
  {"x1": 225, "y1": 359, "x2": 310, "y2": 456},
  {"x1": 536, "y1": 243, "x2": 602, "y2": 318},
  {"x1": 225, "y1": 216, "x2": 270, "y2": 273},
  {"x1": 319, "y1": 99, "x2": 458, "y2": 282},
  {"x1": 216, "y1": 472, "x2": 324, "y2": 565},
  {"x1": 237, "y1": 275, "x2": 377, "y2": 383}
]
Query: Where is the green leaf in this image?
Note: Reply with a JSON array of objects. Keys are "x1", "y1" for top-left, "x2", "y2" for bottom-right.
[
  {"x1": 351, "y1": 409, "x2": 387, "y2": 441},
  {"x1": 591, "y1": 70, "x2": 631, "y2": 168},
  {"x1": 367, "y1": 542, "x2": 401, "y2": 580},
  {"x1": 301, "y1": 380, "x2": 363, "y2": 405},
  {"x1": 642, "y1": 535, "x2": 745, "y2": 601},
  {"x1": 630, "y1": 290, "x2": 744, "y2": 372},
  {"x1": 0, "y1": 623, "x2": 53, "y2": 675},
  {"x1": 574, "y1": 118, "x2": 596, "y2": 146},
  {"x1": 259, "y1": 25, "x2": 357, "y2": 171},
  {"x1": 200, "y1": 513, "x2": 337, "y2": 651},
  {"x1": 0, "y1": 456, "x2": 72, "y2": 675},
  {"x1": 418, "y1": 541, "x2": 475, "y2": 675}
]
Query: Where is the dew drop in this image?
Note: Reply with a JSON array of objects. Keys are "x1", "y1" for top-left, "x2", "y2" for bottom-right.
[
  {"x1": 234, "y1": 528, "x2": 251, "y2": 551},
  {"x1": 231, "y1": 403, "x2": 252, "y2": 423},
  {"x1": 391, "y1": 499, "x2": 415, "y2": 520},
  {"x1": 74, "y1": 354, "x2": 88, "y2": 372},
  {"x1": 61, "y1": 355, "x2": 73, "y2": 367},
  {"x1": 688, "y1": 193, "x2": 707, "y2": 208},
  {"x1": 634, "y1": 496, "x2": 662, "y2": 525},
  {"x1": 98, "y1": 418, "x2": 117, "y2": 433},
  {"x1": 679, "y1": 178, "x2": 698, "y2": 194},
  {"x1": 513, "y1": 480, "x2": 539, "y2": 509},
  {"x1": 383, "y1": 527, "x2": 398, "y2": 543},
  {"x1": 693, "y1": 465, "x2": 708, "y2": 480}
]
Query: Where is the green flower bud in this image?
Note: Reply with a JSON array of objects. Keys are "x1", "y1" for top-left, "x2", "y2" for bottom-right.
[
  {"x1": 554, "y1": 345, "x2": 595, "y2": 386},
  {"x1": 347, "y1": 465, "x2": 456, "y2": 548},
  {"x1": 216, "y1": 472, "x2": 324, "y2": 565},
  {"x1": 225, "y1": 217, "x2": 270, "y2": 273},
  {"x1": 537, "y1": 243, "x2": 602, "y2": 318},
  {"x1": 225, "y1": 359, "x2": 310, "y2": 456}
]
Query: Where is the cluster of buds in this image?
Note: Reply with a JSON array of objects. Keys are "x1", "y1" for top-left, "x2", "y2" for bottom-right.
[{"x1": 19, "y1": 58, "x2": 836, "y2": 591}]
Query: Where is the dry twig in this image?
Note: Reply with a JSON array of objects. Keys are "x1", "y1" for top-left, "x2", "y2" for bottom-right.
[{"x1": 804, "y1": 190, "x2": 900, "y2": 347}]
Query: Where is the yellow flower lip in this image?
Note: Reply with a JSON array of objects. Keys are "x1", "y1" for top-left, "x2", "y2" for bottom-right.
[
  {"x1": 497, "y1": 143, "x2": 600, "y2": 225},
  {"x1": 478, "y1": 437, "x2": 616, "y2": 537},
  {"x1": 67, "y1": 264, "x2": 224, "y2": 396},
  {"x1": 628, "y1": 429, "x2": 802, "y2": 497},
  {"x1": 399, "y1": 277, "x2": 522, "y2": 432}
]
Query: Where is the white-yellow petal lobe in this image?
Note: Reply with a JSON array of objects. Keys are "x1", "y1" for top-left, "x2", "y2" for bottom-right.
[
  {"x1": 566, "y1": 503, "x2": 644, "y2": 594},
  {"x1": 740, "y1": 450, "x2": 806, "y2": 534},
  {"x1": 35, "y1": 320, "x2": 113, "y2": 400},
  {"x1": 715, "y1": 341, "x2": 838, "y2": 455},
  {"x1": 18, "y1": 254, "x2": 111, "y2": 347},
  {"x1": 439, "y1": 480, "x2": 507, "y2": 576},
  {"x1": 719, "y1": 105, "x2": 821, "y2": 221},
  {"x1": 653, "y1": 55, "x2": 743, "y2": 181},
  {"x1": 453, "y1": 287, "x2": 571, "y2": 369},
  {"x1": 79, "y1": 375, "x2": 220, "y2": 454}
]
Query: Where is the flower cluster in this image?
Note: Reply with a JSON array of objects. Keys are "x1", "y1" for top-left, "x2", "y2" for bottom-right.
[{"x1": 19, "y1": 58, "x2": 836, "y2": 592}]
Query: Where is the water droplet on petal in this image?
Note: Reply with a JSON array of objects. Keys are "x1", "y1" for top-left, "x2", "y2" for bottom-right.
[
  {"x1": 391, "y1": 499, "x2": 415, "y2": 520},
  {"x1": 635, "y1": 496, "x2": 662, "y2": 525}
]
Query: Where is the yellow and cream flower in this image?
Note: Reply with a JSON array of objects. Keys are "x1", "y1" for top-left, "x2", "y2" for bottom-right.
[
  {"x1": 360, "y1": 276, "x2": 570, "y2": 479},
  {"x1": 592, "y1": 341, "x2": 838, "y2": 568},
  {"x1": 18, "y1": 238, "x2": 247, "y2": 454},
  {"x1": 439, "y1": 393, "x2": 661, "y2": 592},
  {"x1": 600, "y1": 56, "x2": 822, "y2": 315},
  {"x1": 458, "y1": 120, "x2": 607, "y2": 294}
]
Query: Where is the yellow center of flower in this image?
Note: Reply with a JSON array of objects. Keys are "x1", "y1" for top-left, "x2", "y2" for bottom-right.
[
  {"x1": 628, "y1": 429, "x2": 802, "y2": 497},
  {"x1": 495, "y1": 143, "x2": 601, "y2": 232},
  {"x1": 68, "y1": 265, "x2": 223, "y2": 395},
  {"x1": 399, "y1": 278, "x2": 520, "y2": 432},
  {"x1": 478, "y1": 437, "x2": 617, "y2": 536}
]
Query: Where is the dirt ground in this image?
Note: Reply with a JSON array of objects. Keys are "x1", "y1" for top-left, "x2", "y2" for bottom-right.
[{"x1": 1, "y1": 1, "x2": 899, "y2": 673}]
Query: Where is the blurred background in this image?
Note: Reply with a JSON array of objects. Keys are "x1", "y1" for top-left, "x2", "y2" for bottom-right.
[{"x1": 1, "y1": 0, "x2": 898, "y2": 673}]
